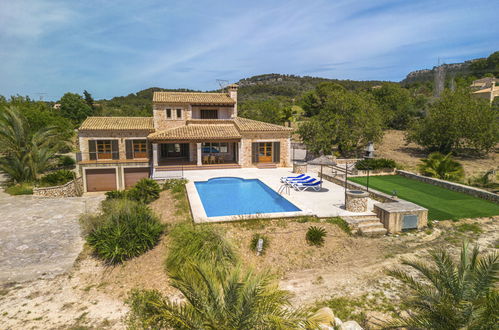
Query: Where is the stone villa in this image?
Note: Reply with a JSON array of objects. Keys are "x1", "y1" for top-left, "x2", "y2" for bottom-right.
[{"x1": 77, "y1": 84, "x2": 293, "y2": 192}]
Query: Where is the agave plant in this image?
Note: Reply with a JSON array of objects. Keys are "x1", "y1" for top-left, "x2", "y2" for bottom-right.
[
  {"x1": 387, "y1": 243, "x2": 498, "y2": 329},
  {"x1": 0, "y1": 105, "x2": 65, "y2": 183},
  {"x1": 418, "y1": 152, "x2": 465, "y2": 181}
]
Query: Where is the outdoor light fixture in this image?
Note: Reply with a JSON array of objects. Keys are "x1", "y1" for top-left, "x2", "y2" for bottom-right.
[{"x1": 363, "y1": 142, "x2": 375, "y2": 192}]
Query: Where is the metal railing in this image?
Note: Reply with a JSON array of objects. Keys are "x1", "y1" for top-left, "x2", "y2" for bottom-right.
[{"x1": 76, "y1": 152, "x2": 149, "y2": 163}]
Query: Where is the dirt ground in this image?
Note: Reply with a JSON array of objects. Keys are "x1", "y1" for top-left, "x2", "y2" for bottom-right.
[
  {"x1": 376, "y1": 130, "x2": 498, "y2": 177},
  {"x1": 1, "y1": 189, "x2": 497, "y2": 329}
]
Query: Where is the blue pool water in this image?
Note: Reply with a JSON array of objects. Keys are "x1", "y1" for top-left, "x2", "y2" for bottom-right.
[{"x1": 194, "y1": 177, "x2": 301, "y2": 217}]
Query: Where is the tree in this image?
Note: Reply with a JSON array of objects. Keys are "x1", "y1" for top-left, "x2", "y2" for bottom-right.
[
  {"x1": 297, "y1": 87, "x2": 384, "y2": 156},
  {"x1": 1, "y1": 95, "x2": 74, "y2": 143},
  {"x1": 83, "y1": 90, "x2": 95, "y2": 111},
  {"x1": 417, "y1": 152, "x2": 465, "y2": 181},
  {"x1": 406, "y1": 89, "x2": 498, "y2": 154},
  {"x1": 59, "y1": 92, "x2": 94, "y2": 125},
  {"x1": 238, "y1": 97, "x2": 293, "y2": 125},
  {"x1": 0, "y1": 106, "x2": 66, "y2": 183},
  {"x1": 371, "y1": 83, "x2": 419, "y2": 129},
  {"x1": 299, "y1": 82, "x2": 345, "y2": 117},
  {"x1": 127, "y1": 262, "x2": 311, "y2": 329},
  {"x1": 387, "y1": 243, "x2": 498, "y2": 329}
]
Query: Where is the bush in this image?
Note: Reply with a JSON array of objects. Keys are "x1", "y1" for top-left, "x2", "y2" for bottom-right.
[
  {"x1": 84, "y1": 200, "x2": 164, "y2": 264},
  {"x1": 5, "y1": 183, "x2": 33, "y2": 195},
  {"x1": 163, "y1": 179, "x2": 188, "y2": 192},
  {"x1": 128, "y1": 178, "x2": 161, "y2": 204},
  {"x1": 326, "y1": 217, "x2": 352, "y2": 235},
  {"x1": 250, "y1": 233, "x2": 269, "y2": 254},
  {"x1": 38, "y1": 169, "x2": 74, "y2": 187},
  {"x1": 105, "y1": 190, "x2": 128, "y2": 200},
  {"x1": 56, "y1": 155, "x2": 76, "y2": 168},
  {"x1": 355, "y1": 158, "x2": 396, "y2": 170},
  {"x1": 165, "y1": 223, "x2": 236, "y2": 273},
  {"x1": 306, "y1": 226, "x2": 327, "y2": 246}
]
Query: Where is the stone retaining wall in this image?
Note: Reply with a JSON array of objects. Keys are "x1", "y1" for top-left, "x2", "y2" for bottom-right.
[
  {"x1": 33, "y1": 177, "x2": 84, "y2": 198},
  {"x1": 397, "y1": 170, "x2": 499, "y2": 203},
  {"x1": 319, "y1": 173, "x2": 398, "y2": 203}
]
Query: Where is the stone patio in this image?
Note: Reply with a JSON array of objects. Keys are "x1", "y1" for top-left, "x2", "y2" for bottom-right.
[
  {"x1": 182, "y1": 167, "x2": 376, "y2": 222},
  {"x1": 0, "y1": 189, "x2": 104, "y2": 283}
]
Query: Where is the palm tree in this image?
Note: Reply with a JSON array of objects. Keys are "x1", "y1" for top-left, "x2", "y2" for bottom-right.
[
  {"x1": 387, "y1": 243, "x2": 498, "y2": 329},
  {"x1": 0, "y1": 105, "x2": 64, "y2": 183},
  {"x1": 418, "y1": 152, "x2": 465, "y2": 181},
  {"x1": 127, "y1": 261, "x2": 315, "y2": 329}
]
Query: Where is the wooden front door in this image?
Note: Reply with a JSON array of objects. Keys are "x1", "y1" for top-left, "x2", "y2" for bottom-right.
[{"x1": 258, "y1": 142, "x2": 273, "y2": 163}]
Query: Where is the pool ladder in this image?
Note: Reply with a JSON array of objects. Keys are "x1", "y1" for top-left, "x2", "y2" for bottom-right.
[{"x1": 278, "y1": 184, "x2": 291, "y2": 195}]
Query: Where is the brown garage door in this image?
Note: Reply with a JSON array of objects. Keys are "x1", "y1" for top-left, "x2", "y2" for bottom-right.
[
  {"x1": 124, "y1": 168, "x2": 150, "y2": 188},
  {"x1": 86, "y1": 168, "x2": 117, "y2": 192}
]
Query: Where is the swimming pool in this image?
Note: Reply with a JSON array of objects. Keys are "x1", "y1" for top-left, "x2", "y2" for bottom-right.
[{"x1": 194, "y1": 177, "x2": 301, "y2": 217}]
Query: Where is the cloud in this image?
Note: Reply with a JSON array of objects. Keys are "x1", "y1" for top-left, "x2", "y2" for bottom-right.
[{"x1": 0, "y1": 0, "x2": 497, "y2": 99}]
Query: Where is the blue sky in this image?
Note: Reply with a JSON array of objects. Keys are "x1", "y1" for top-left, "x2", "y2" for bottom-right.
[{"x1": 0, "y1": 0, "x2": 497, "y2": 101}]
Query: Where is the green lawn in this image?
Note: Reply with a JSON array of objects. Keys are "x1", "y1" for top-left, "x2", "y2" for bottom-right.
[{"x1": 349, "y1": 175, "x2": 499, "y2": 220}]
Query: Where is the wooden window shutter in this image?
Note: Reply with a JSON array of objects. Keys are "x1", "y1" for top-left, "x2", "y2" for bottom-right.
[
  {"x1": 252, "y1": 143, "x2": 258, "y2": 163},
  {"x1": 273, "y1": 142, "x2": 280, "y2": 163},
  {"x1": 111, "y1": 140, "x2": 119, "y2": 159},
  {"x1": 125, "y1": 140, "x2": 133, "y2": 159},
  {"x1": 88, "y1": 140, "x2": 96, "y2": 160}
]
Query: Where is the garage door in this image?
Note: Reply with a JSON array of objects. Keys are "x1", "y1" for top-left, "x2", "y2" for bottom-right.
[
  {"x1": 124, "y1": 168, "x2": 150, "y2": 188},
  {"x1": 86, "y1": 168, "x2": 117, "y2": 192}
]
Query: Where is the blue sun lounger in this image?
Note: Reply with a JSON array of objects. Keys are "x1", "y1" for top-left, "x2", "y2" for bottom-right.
[
  {"x1": 283, "y1": 176, "x2": 312, "y2": 184},
  {"x1": 292, "y1": 180, "x2": 323, "y2": 191},
  {"x1": 280, "y1": 173, "x2": 305, "y2": 183}
]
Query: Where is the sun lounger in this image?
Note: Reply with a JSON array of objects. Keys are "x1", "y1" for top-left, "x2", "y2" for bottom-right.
[
  {"x1": 292, "y1": 180, "x2": 323, "y2": 191},
  {"x1": 284, "y1": 175, "x2": 312, "y2": 184},
  {"x1": 280, "y1": 174, "x2": 305, "y2": 183}
]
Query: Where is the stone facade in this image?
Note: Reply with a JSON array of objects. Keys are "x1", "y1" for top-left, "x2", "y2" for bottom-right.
[
  {"x1": 78, "y1": 130, "x2": 151, "y2": 161},
  {"x1": 345, "y1": 190, "x2": 369, "y2": 212},
  {"x1": 374, "y1": 201, "x2": 428, "y2": 233},
  {"x1": 397, "y1": 170, "x2": 499, "y2": 203},
  {"x1": 239, "y1": 131, "x2": 291, "y2": 167},
  {"x1": 33, "y1": 177, "x2": 84, "y2": 198}
]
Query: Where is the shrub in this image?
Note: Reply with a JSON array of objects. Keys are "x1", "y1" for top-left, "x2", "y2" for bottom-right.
[
  {"x1": 56, "y1": 155, "x2": 76, "y2": 168},
  {"x1": 128, "y1": 178, "x2": 161, "y2": 204},
  {"x1": 105, "y1": 190, "x2": 128, "y2": 200},
  {"x1": 38, "y1": 169, "x2": 74, "y2": 187},
  {"x1": 85, "y1": 199, "x2": 164, "y2": 264},
  {"x1": 306, "y1": 226, "x2": 327, "y2": 246},
  {"x1": 163, "y1": 178, "x2": 188, "y2": 192},
  {"x1": 355, "y1": 158, "x2": 396, "y2": 170},
  {"x1": 5, "y1": 183, "x2": 33, "y2": 195},
  {"x1": 326, "y1": 217, "x2": 352, "y2": 235},
  {"x1": 418, "y1": 152, "x2": 464, "y2": 181},
  {"x1": 166, "y1": 223, "x2": 236, "y2": 274},
  {"x1": 250, "y1": 233, "x2": 269, "y2": 254}
]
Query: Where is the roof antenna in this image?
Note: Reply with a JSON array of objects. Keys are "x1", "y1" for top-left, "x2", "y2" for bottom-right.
[{"x1": 216, "y1": 79, "x2": 229, "y2": 92}]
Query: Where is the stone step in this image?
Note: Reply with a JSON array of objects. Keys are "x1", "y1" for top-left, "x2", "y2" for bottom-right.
[
  {"x1": 358, "y1": 222, "x2": 385, "y2": 229},
  {"x1": 359, "y1": 226, "x2": 388, "y2": 237}
]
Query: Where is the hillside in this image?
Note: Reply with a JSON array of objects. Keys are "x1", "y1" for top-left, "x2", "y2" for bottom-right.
[
  {"x1": 237, "y1": 73, "x2": 387, "y2": 101},
  {"x1": 401, "y1": 51, "x2": 499, "y2": 86}
]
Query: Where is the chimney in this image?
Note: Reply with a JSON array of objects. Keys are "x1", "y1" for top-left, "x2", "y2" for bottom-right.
[{"x1": 227, "y1": 83, "x2": 238, "y2": 117}]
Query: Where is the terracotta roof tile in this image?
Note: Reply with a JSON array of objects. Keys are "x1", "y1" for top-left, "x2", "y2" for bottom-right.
[
  {"x1": 79, "y1": 117, "x2": 154, "y2": 131},
  {"x1": 234, "y1": 117, "x2": 293, "y2": 132},
  {"x1": 148, "y1": 124, "x2": 241, "y2": 141},
  {"x1": 153, "y1": 92, "x2": 235, "y2": 104}
]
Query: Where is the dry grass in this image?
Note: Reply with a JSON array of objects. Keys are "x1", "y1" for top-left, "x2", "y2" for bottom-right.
[{"x1": 377, "y1": 130, "x2": 498, "y2": 177}]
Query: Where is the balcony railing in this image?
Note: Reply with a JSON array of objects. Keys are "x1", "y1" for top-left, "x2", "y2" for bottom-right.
[{"x1": 76, "y1": 152, "x2": 149, "y2": 163}]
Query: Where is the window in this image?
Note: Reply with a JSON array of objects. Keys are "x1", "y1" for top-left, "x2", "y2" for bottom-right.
[
  {"x1": 166, "y1": 108, "x2": 172, "y2": 119},
  {"x1": 201, "y1": 142, "x2": 228, "y2": 153},
  {"x1": 95, "y1": 140, "x2": 118, "y2": 160},
  {"x1": 176, "y1": 108, "x2": 182, "y2": 119},
  {"x1": 200, "y1": 109, "x2": 218, "y2": 119},
  {"x1": 132, "y1": 140, "x2": 147, "y2": 158}
]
